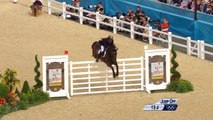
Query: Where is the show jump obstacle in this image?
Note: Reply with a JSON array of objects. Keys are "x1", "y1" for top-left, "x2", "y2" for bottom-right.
[{"x1": 42, "y1": 49, "x2": 170, "y2": 99}]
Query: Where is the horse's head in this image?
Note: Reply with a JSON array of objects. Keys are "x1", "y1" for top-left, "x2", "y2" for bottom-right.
[
  {"x1": 109, "y1": 46, "x2": 118, "y2": 60},
  {"x1": 111, "y1": 47, "x2": 118, "y2": 53}
]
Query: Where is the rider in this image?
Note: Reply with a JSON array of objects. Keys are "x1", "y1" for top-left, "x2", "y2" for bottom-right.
[
  {"x1": 96, "y1": 35, "x2": 115, "y2": 62},
  {"x1": 33, "y1": 0, "x2": 43, "y2": 6}
]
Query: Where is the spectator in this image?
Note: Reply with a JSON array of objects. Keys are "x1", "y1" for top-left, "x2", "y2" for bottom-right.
[
  {"x1": 159, "y1": 18, "x2": 169, "y2": 33},
  {"x1": 135, "y1": 6, "x2": 141, "y2": 20},
  {"x1": 96, "y1": 2, "x2": 104, "y2": 15},
  {"x1": 136, "y1": 11, "x2": 150, "y2": 25},
  {"x1": 200, "y1": 0, "x2": 208, "y2": 12},
  {"x1": 158, "y1": 0, "x2": 168, "y2": 3},
  {"x1": 172, "y1": 0, "x2": 181, "y2": 6},
  {"x1": 125, "y1": 11, "x2": 136, "y2": 22},
  {"x1": 141, "y1": 17, "x2": 150, "y2": 42},
  {"x1": 122, "y1": 9, "x2": 135, "y2": 22},
  {"x1": 72, "y1": 0, "x2": 80, "y2": 7},
  {"x1": 153, "y1": 18, "x2": 169, "y2": 37},
  {"x1": 180, "y1": 0, "x2": 190, "y2": 8},
  {"x1": 210, "y1": 1, "x2": 213, "y2": 7},
  {"x1": 188, "y1": 0, "x2": 195, "y2": 10},
  {"x1": 117, "y1": 9, "x2": 135, "y2": 31},
  {"x1": 206, "y1": 5, "x2": 213, "y2": 14},
  {"x1": 66, "y1": 0, "x2": 80, "y2": 13},
  {"x1": 135, "y1": 16, "x2": 150, "y2": 40},
  {"x1": 86, "y1": 2, "x2": 104, "y2": 19}
]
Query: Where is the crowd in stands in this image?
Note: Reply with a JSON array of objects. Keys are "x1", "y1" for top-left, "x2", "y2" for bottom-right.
[
  {"x1": 157, "y1": 0, "x2": 213, "y2": 15},
  {"x1": 82, "y1": 2, "x2": 169, "y2": 42},
  {"x1": 62, "y1": 1, "x2": 169, "y2": 42},
  {"x1": 115, "y1": 6, "x2": 169, "y2": 42},
  {"x1": 116, "y1": 6, "x2": 153, "y2": 41}
]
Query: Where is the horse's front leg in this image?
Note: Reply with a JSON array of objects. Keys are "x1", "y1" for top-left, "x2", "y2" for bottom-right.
[
  {"x1": 110, "y1": 66, "x2": 116, "y2": 78},
  {"x1": 115, "y1": 63, "x2": 119, "y2": 77}
]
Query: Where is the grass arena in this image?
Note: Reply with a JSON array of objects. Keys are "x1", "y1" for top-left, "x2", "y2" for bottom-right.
[{"x1": 1, "y1": 0, "x2": 213, "y2": 120}]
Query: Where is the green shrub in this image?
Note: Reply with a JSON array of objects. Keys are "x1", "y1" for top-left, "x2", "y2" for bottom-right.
[
  {"x1": 166, "y1": 79, "x2": 194, "y2": 93},
  {"x1": 0, "y1": 83, "x2": 9, "y2": 98},
  {"x1": 33, "y1": 55, "x2": 43, "y2": 90},
  {"x1": 17, "y1": 101, "x2": 29, "y2": 110},
  {"x1": 21, "y1": 81, "x2": 30, "y2": 94},
  {"x1": 19, "y1": 90, "x2": 49, "y2": 105},
  {"x1": 176, "y1": 80, "x2": 193, "y2": 93},
  {"x1": 166, "y1": 81, "x2": 179, "y2": 92},
  {"x1": 30, "y1": 90, "x2": 49, "y2": 104},
  {"x1": 19, "y1": 94, "x2": 29, "y2": 104},
  {"x1": 0, "y1": 104, "x2": 11, "y2": 115},
  {"x1": 170, "y1": 46, "x2": 181, "y2": 81},
  {"x1": 27, "y1": 93, "x2": 35, "y2": 104},
  {"x1": 15, "y1": 88, "x2": 20, "y2": 97}
]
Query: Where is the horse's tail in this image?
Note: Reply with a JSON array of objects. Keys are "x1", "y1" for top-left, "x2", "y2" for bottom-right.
[{"x1": 91, "y1": 41, "x2": 98, "y2": 49}]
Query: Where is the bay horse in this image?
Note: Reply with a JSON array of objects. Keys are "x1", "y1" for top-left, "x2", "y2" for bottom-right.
[
  {"x1": 92, "y1": 41, "x2": 119, "y2": 78},
  {"x1": 30, "y1": 0, "x2": 43, "y2": 17}
]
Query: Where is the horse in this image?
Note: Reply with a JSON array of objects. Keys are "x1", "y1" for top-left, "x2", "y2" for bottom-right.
[
  {"x1": 30, "y1": 5, "x2": 42, "y2": 16},
  {"x1": 92, "y1": 41, "x2": 119, "y2": 78},
  {"x1": 30, "y1": 0, "x2": 43, "y2": 17}
]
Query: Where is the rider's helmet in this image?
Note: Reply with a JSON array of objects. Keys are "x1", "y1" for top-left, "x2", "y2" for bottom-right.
[{"x1": 107, "y1": 35, "x2": 114, "y2": 45}]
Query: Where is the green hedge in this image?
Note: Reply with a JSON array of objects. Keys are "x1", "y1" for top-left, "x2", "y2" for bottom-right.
[
  {"x1": 0, "y1": 90, "x2": 49, "y2": 116},
  {"x1": 19, "y1": 89, "x2": 49, "y2": 107},
  {"x1": 167, "y1": 79, "x2": 194, "y2": 93},
  {"x1": 21, "y1": 81, "x2": 31, "y2": 94},
  {"x1": 0, "y1": 83, "x2": 9, "y2": 98}
]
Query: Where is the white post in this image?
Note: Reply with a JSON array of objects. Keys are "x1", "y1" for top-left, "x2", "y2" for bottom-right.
[
  {"x1": 168, "y1": 32, "x2": 172, "y2": 49},
  {"x1": 70, "y1": 62, "x2": 73, "y2": 96},
  {"x1": 130, "y1": 22, "x2": 134, "y2": 39},
  {"x1": 13, "y1": 0, "x2": 17, "y2": 3},
  {"x1": 187, "y1": 37, "x2": 191, "y2": 55},
  {"x1": 62, "y1": 2, "x2": 66, "y2": 19},
  {"x1": 88, "y1": 64, "x2": 91, "y2": 94},
  {"x1": 198, "y1": 40, "x2": 205, "y2": 59},
  {"x1": 140, "y1": 57, "x2": 144, "y2": 91},
  {"x1": 197, "y1": 40, "x2": 200, "y2": 58},
  {"x1": 105, "y1": 68, "x2": 109, "y2": 92},
  {"x1": 122, "y1": 61, "x2": 126, "y2": 91},
  {"x1": 113, "y1": 17, "x2": 117, "y2": 34},
  {"x1": 65, "y1": 56, "x2": 70, "y2": 99},
  {"x1": 79, "y1": 7, "x2": 83, "y2": 24},
  {"x1": 144, "y1": 45, "x2": 148, "y2": 50},
  {"x1": 96, "y1": 12, "x2": 100, "y2": 30},
  {"x1": 47, "y1": 0, "x2": 51, "y2": 15},
  {"x1": 148, "y1": 27, "x2": 153, "y2": 44}
]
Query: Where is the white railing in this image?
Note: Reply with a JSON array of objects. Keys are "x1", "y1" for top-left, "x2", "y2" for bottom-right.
[
  {"x1": 70, "y1": 57, "x2": 144, "y2": 96},
  {"x1": 47, "y1": 0, "x2": 213, "y2": 61}
]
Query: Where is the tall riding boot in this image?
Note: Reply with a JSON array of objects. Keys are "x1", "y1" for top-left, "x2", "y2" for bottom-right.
[{"x1": 96, "y1": 52, "x2": 103, "y2": 62}]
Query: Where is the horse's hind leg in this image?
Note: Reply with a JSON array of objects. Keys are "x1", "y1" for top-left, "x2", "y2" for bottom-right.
[{"x1": 110, "y1": 66, "x2": 116, "y2": 78}]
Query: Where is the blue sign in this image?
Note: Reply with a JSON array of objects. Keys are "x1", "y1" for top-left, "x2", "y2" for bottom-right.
[{"x1": 144, "y1": 98, "x2": 178, "y2": 111}]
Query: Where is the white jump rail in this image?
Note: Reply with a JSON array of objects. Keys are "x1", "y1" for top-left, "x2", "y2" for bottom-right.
[
  {"x1": 47, "y1": 0, "x2": 213, "y2": 60},
  {"x1": 70, "y1": 57, "x2": 144, "y2": 96}
]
